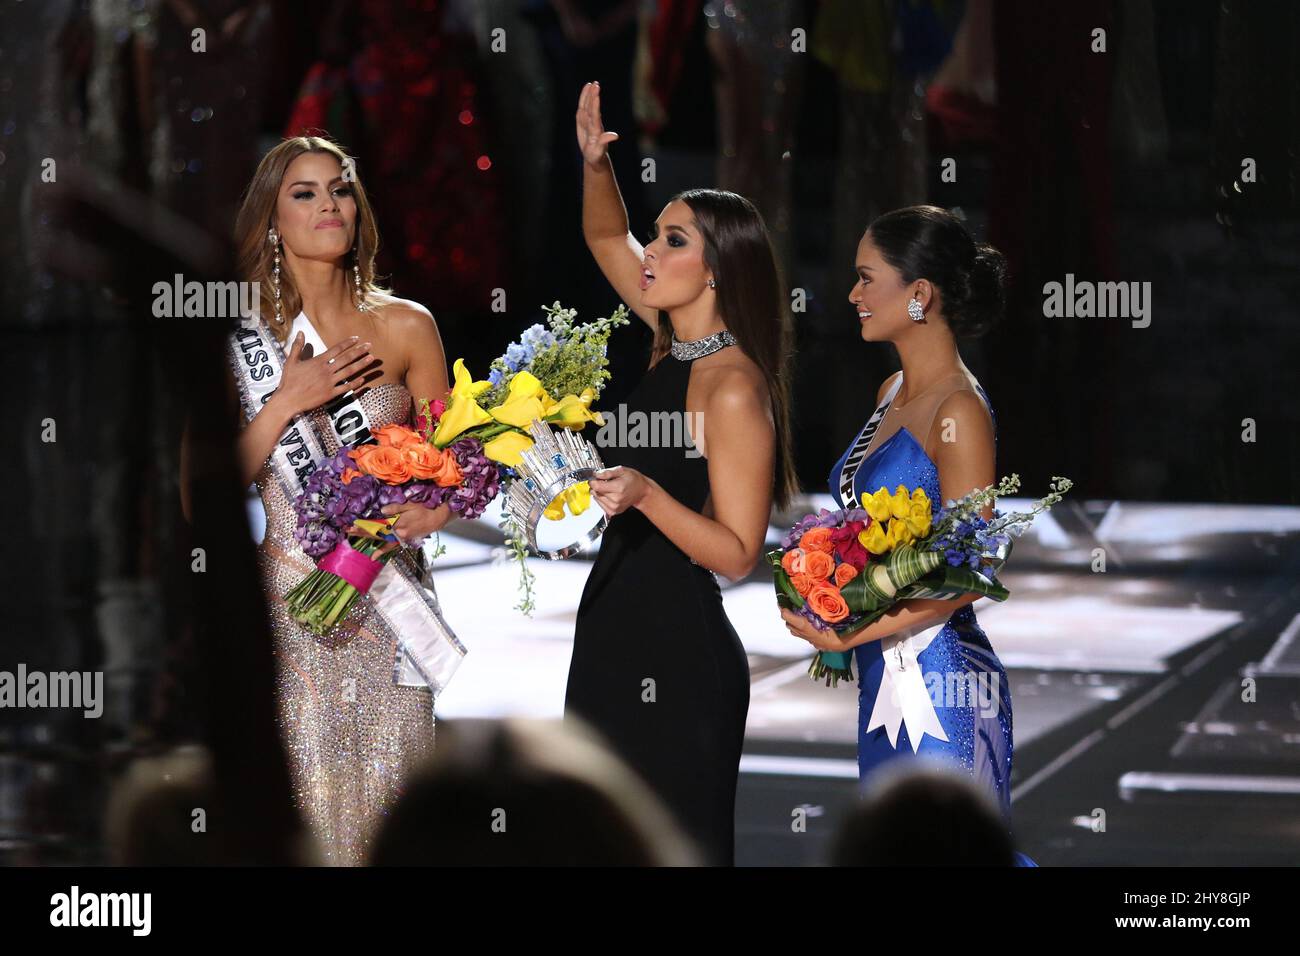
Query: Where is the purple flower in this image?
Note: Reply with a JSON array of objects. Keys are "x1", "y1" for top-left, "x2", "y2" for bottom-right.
[
  {"x1": 376, "y1": 483, "x2": 406, "y2": 508},
  {"x1": 798, "y1": 603, "x2": 831, "y2": 631},
  {"x1": 295, "y1": 519, "x2": 341, "y2": 559},
  {"x1": 404, "y1": 480, "x2": 450, "y2": 507},
  {"x1": 445, "y1": 437, "x2": 500, "y2": 520}
]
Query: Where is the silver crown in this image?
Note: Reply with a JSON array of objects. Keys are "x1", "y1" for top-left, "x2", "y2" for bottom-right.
[{"x1": 503, "y1": 419, "x2": 609, "y2": 560}]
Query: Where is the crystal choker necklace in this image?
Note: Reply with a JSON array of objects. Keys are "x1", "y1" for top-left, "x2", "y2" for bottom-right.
[{"x1": 670, "y1": 329, "x2": 736, "y2": 361}]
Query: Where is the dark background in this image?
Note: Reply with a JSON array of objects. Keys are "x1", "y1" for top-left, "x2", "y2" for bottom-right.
[{"x1": 2, "y1": 0, "x2": 1298, "y2": 864}]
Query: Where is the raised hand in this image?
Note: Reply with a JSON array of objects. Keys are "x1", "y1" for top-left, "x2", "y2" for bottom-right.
[
  {"x1": 275, "y1": 332, "x2": 374, "y2": 416},
  {"x1": 576, "y1": 81, "x2": 620, "y2": 167}
]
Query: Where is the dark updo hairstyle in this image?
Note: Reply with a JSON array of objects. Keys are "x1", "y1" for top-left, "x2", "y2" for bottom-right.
[{"x1": 866, "y1": 205, "x2": 1008, "y2": 338}]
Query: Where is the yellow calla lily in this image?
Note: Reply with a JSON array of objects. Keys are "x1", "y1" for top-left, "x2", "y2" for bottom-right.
[
  {"x1": 565, "y1": 480, "x2": 592, "y2": 515},
  {"x1": 433, "y1": 359, "x2": 494, "y2": 446},
  {"x1": 482, "y1": 430, "x2": 534, "y2": 467},
  {"x1": 864, "y1": 487, "x2": 893, "y2": 522},
  {"x1": 542, "y1": 481, "x2": 592, "y2": 521},
  {"x1": 858, "y1": 520, "x2": 892, "y2": 555},
  {"x1": 544, "y1": 388, "x2": 605, "y2": 429},
  {"x1": 487, "y1": 371, "x2": 551, "y2": 429},
  {"x1": 888, "y1": 484, "x2": 912, "y2": 520}
]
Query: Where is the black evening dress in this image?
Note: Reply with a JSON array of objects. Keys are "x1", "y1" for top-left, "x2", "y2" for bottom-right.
[{"x1": 565, "y1": 345, "x2": 751, "y2": 865}]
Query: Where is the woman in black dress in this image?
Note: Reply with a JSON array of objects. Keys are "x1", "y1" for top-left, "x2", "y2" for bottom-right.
[{"x1": 564, "y1": 82, "x2": 797, "y2": 865}]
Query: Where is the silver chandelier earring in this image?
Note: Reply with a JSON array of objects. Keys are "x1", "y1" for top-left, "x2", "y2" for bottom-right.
[
  {"x1": 353, "y1": 247, "x2": 367, "y2": 311},
  {"x1": 908, "y1": 298, "x2": 924, "y2": 323},
  {"x1": 268, "y1": 228, "x2": 282, "y2": 327}
]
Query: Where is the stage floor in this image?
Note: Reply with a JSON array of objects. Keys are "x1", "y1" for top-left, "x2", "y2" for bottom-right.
[{"x1": 250, "y1": 495, "x2": 1300, "y2": 865}]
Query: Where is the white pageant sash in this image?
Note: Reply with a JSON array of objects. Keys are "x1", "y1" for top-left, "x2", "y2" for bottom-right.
[
  {"x1": 228, "y1": 311, "x2": 466, "y2": 694},
  {"x1": 839, "y1": 374, "x2": 903, "y2": 508},
  {"x1": 864, "y1": 619, "x2": 949, "y2": 752}
]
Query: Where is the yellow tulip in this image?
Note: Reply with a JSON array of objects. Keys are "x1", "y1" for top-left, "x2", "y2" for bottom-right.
[
  {"x1": 482, "y1": 430, "x2": 534, "y2": 467},
  {"x1": 864, "y1": 487, "x2": 893, "y2": 522},
  {"x1": 889, "y1": 485, "x2": 912, "y2": 519},
  {"x1": 859, "y1": 521, "x2": 892, "y2": 555},
  {"x1": 903, "y1": 500, "x2": 932, "y2": 537},
  {"x1": 890, "y1": 517, "x2": 916, "y2": 548},
  {"x1": 543, "y1": 495, "x2": 566, "y2": 521},
  {"x1": 433, "y1": 359, "x2": 494, "y2": 446}
]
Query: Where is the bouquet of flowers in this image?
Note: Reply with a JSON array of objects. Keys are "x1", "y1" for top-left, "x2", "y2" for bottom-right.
[
  {"x1": 285, "y1": 416, "x2": 499, "y2": 635},
  {"x1": 769, "y1": 474, "x2": 1072, "y2": 685},
  {"x1": 423, "y1": 301, "x2": 630, "y2": 613},
  {"x1": 286, "y1": 301, "x2": 627, "y2": 630}
]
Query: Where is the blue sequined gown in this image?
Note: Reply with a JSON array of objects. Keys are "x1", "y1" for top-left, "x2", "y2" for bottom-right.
[{"x1": 828, "y1": 371, "x2": 1036, "y2": 866}]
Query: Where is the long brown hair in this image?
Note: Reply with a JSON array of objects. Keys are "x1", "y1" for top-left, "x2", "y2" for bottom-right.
[
  {"x1": 233, "y1": 134, "x2": 388, "y2": 344},
  {"x1": 652, "y1": 189, "x2": 798, "y2": 509}
]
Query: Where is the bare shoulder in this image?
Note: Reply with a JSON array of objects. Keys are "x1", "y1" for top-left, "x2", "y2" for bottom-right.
[
  {"x1": 876, "y1": 369, "x2": 902, "y2": 404},
  {"x1": 370, "y1": 293, "x2": 436, "y2": 330},
  {"x1": 696, "y1": 349, "x2": 769, "y2": 415},
  {"x1": 932, "y1": 386, "x2": 994, "y2": 443}
]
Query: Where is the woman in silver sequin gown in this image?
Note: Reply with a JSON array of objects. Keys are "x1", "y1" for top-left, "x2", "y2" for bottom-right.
[{"x1": 232, "y1": 137, "x2": 456, "y2": 865}]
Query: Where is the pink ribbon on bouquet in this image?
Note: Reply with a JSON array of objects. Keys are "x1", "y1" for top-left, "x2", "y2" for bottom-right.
[{"x1": 319, "y1": 540, "x2": 385, "y2": 594}]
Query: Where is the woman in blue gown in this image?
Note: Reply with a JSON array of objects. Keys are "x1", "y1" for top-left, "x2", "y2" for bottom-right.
[{"x1": 781, "y1": 205, "x2": 1035, "y2": 866}]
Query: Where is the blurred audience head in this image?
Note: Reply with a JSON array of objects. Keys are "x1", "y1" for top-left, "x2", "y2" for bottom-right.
[
  {"x1": 369, "y1": 717, "x2": 699, "y2": 866},
  {"x1": 105, "y1": 744, "x2": 320, "y2": 866},
  {"x1": 830, "y1": 761, "x2": 1017, "y2": 866}
]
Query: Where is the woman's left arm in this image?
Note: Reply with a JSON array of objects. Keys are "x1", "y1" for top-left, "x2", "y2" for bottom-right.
[
  {"x1": 784, "y1": 389, "x2": 996, "y2": 650},
  {"x1": 379, "y1": 303, "x2": 454, "y2": 550},
  {"x1": 591, "y1": 369, "x2": 775, "y2": 581}
]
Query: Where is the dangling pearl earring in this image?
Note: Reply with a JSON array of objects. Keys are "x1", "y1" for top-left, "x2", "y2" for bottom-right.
[
  {"x1": 353, "y1": 247, "x2": 367, "y2": 312},
  {"x1": 268, "y1": 228, "x2": 282, "y2": 328},
  {"x1": 908, "y1": 298, "x2": 924, "y2": 323}
]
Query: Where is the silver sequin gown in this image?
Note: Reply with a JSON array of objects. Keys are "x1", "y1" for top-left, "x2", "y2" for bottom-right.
[{"x1": 252, "y1": 381, "x2": 435, "y2": 866}]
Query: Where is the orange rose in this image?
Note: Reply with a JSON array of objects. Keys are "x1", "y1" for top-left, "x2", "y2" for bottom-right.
[
  {"x1": 374, "y1": 423, "x2": 423, "y2": 448},
  {"x1": 781, "y1": 548, "x2": 806, "y2": 576},
  {"x1": 351, "y1": 444, "x2": 412, "y2": 484},
  {"x1": 798, "y1": 527, "x2": 835, "y2": 554},
  {"x1": 426, "y1": 447, "x2": 464, "y2": 487},
  {"x1": 341, "y1": 466, "x2": 362, "y2": 485},
  {"x1": 789, "y1": 572, "x2": 815, "y2": 597},
  {"x1": 803, "y1": 549, "x2": 835, "y2": 581},
  {"x1": 402, "y1": 443, "x2": 461, "y2": 486},
  {"x1": 833, "y1": 562, "x2": 859, "y2": 587},
  {"x1": 806, "y1": 582, "x2": 850, "y2": 624}
]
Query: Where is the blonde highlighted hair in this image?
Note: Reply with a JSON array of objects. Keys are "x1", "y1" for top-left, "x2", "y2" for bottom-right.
[{"x1": 234, "y1": 135, "x2": 388, "y2": 343}]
